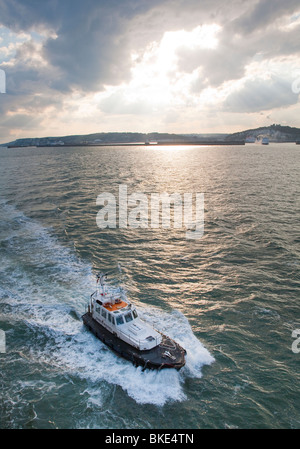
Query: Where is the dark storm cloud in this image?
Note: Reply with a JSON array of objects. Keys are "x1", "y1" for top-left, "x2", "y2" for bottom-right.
[
  {"x1": 0, "y1": 0, "x2": 60, "y2": 32},
  {"x1": 43, "y1": 0, "x2": 161, "y2": 91},
  {"x1": 0, "y1": 0, "x2": 163, "y2": 91}
]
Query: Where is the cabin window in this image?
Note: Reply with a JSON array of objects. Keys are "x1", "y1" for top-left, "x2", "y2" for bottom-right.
[
  {"x1": 95, "y1": 306, "x2": 100, "y2": 313},
  {"x1": 132, "y1": 309, "x2": 138, "y2": 319},
  {"x1": 116, "y1": 315, "x2": 124, "y2": 325},
  {"x1": 101, "y1": 309, "x2": 107, "y2": 319},
  {"x1": 108, "y1": 313, "x2": 115, "y2": 325},
  {"x1": 124, "y1": 312, "x2": 133, "y2": 323}
]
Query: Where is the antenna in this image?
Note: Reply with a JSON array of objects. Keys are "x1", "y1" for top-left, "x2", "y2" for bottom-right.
[
  {"x1": 99, "y1": 272, "x2": 108, "y2": 286},
  {"x1": 95, "y1": 272, "x2": 109, "y2": 298},
  {"x1": 95, "y1": 272, "x2": 107, "y2": 282}
]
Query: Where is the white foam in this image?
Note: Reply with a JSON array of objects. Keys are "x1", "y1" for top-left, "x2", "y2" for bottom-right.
[
  {"x1": 20, "y1": 298, "x2": 214, "y2": 406},
  {"x1": 1, "y1": 202, "x2": 214, "y2": 406},
  {"x1": 138, "y1": 306, "x2": 215, "y2": 378},
  {"x1": 25, "y1": 303, "x2": 214, "y2": 406}
]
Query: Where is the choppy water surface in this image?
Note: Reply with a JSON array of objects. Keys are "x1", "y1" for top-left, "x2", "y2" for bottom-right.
[{"x1": 0, "y1": 143, "x2": 299, "y2": 429}]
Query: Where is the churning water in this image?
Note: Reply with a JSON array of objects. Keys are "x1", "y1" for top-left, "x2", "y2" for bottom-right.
[{"x1": 0, "y1": 143, "x2": 299, "y2": 428}]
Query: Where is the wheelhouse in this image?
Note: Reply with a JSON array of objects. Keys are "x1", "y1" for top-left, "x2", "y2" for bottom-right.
[
  {"x1": 92, "y1": 296, "x2": 139, "y2": 330},
  {"x1": 89, "y1": 273, "x2": 162, "y2": 351}
]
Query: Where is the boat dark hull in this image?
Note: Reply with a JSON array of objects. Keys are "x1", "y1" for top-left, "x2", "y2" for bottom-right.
[{"x1": 82, "y1": 312, "x2": 186, "y2": 370}]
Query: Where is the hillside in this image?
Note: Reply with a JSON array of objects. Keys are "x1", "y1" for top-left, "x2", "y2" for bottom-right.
[
  {"x1": 2, "y1": 132, "x2": 193, "y2": 147},
  {"x1": 226, "y1": 124, "x2": 300, "y2": 142},
  {"x1": 2, "y1": 124, "x2": 300, "y2": 147}
]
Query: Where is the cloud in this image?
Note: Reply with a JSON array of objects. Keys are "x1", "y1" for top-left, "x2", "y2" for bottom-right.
[
  {"x1": 0, "y1": 0, "x2": 164, "y2": 92},
  {"x1": 175, "y1": 3, "x2": 300, "y2": 90},
  {"x1": 99, "y1": 89, "x2": 156, "y2": 115},
  {"x1": 0, "y1": 0, "x2": 300, "y2": 142},
  {"x1": 2, "y1": 0, "x2": 298, "y2": 96},
  {"x1": 0, "y1": 0, "x2": 254, "y2": 94},
  {"x1": 223, "y1": 75, "x2": 299, "y2": 112},
  {"x1": 232, "y1": 0, "x2": 300, "y2": 35}
]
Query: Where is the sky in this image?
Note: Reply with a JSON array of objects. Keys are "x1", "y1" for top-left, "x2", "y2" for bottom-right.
[{"x1": 0, "y1": 0, "x2": 300, "y2": 143}]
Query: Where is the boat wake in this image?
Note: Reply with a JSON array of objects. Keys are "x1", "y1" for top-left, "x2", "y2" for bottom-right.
[{"x1": 0, "y1": 201, "x2": 214, "y2": 407}]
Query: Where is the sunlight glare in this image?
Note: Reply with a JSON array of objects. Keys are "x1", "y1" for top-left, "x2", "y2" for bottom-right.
[
  {"x1": 126, "y1": 24, "x2": 221, "y2": 108},
  {"x1": 98, "y1": 24, "x2": 222, "y2": 116}
]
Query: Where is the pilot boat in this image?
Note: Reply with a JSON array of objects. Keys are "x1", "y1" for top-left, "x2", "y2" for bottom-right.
[{"x1": 82, "y1": 273, "x2": 186, "y2": 370}]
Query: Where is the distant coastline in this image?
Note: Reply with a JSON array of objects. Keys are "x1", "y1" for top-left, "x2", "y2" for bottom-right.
[
  {"x1": 2, "y1": 124, "x2": 300, "y2": 148},
  {"x1": 31, "y1": 140, "x2": 245, "y2": 148}
]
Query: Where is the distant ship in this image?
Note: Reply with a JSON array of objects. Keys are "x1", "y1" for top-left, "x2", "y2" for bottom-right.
[
  {"x1": 82, "y1": 274, "x2": 186, "y2": 370},
  {"x1": 261, "y1": 137, "x2": 269, "y2": 145}
]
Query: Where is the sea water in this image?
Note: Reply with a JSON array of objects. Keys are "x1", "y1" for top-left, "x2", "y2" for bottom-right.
[{"x1": 0, "y1": 143, "x2": 299, "y2": 428}]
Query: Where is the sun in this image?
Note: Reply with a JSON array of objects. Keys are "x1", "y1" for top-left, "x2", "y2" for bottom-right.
[
  {"x1": 123, "y1": 24, "x2": 221, "y2": 108},
  {"x1": 98, "y1": 24, "x2": 221, "y2": 117}
]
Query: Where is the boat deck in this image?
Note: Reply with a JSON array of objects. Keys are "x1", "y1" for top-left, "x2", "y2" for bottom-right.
[
  {"x1": 82, "y1": 312, "x2": 186, "y2": 370},
  {"x1": 103, "y1": 300, "x2": 127, "y2": 312}
]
